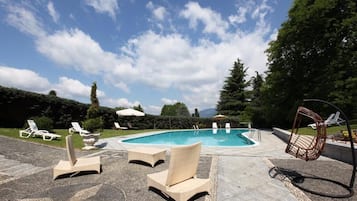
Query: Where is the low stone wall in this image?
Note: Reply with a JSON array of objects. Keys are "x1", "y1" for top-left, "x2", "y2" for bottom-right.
[{"x1": 272, "y1": 127, "x2": 357, "y2": 165}]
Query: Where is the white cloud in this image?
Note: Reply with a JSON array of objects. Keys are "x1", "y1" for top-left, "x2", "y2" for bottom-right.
[
  {"x1": 103, "y1": 97, "x2": 140, "y2": 108},
  {"x1": 0, "y1": 66, "x2": 105, "y2": 102},
  {"x1": 146, "y1": 105, "x2": 162, "y2": 115},
  {"x1": 47, "y1": 1, "x2": 59, "y2": 23},
  {"x1": 0, "y1": 66, "x2": 50, "y2": 92},
  {"x1": 37, "y1": 29, "x2": 122, "y2": 73},
  {"x1": 161, "y1": 98, "x2": 178, "y2": 105},
  {"x1": 53, "y1": 77, "x2": 105, "y2": 99},
  {"x1": 179, "y1": 1, "x2": 229, "y2": 39},
  {"x1": 84, "y1": 0, "x2": 118, "y2": 20},
  {"x1": 5, "y1": 4, "x2": 46, "y2": 38},
  {"x1": 229, "y1": 0, "x2": 255, "y2": 26},
  {"x1": 146, "y1": 1, "x2": 167, "y2": 21},
  {"x1": 2, "y1": 0, "x2": 278, "y2": 113}
]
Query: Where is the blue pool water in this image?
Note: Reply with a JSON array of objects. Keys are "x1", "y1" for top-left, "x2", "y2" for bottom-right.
[{"x1": 122, "y1": 129, "x2": 255, "y2": 147}]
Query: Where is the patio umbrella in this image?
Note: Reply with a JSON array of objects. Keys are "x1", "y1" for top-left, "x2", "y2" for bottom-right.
[
  {"x1": 213, "y1": 114, "x2": 227, "y2": 128},
  {"x1": 116, "y1": 108, "x2": 145, "y2": 116},
  {"x1": 213, "y1": 114, "x2": 227, "y2": 120}
]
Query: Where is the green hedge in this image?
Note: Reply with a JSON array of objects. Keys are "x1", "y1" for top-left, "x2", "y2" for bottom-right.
[{"x1": 0, "y1": 85, "x2": 245, "y2": 129}]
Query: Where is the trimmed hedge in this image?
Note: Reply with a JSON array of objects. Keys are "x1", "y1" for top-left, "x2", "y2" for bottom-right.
[{"x1": 0, "y1": 85, "x2": 244, "y2": 129}]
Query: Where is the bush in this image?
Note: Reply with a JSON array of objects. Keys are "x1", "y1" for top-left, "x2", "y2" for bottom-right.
[
  {"x1": 82, "y1": 117, "x2": 103, "y2": 132},
  {"x1": 28, "y1": 116, "x2": 54, "y2": 131}
]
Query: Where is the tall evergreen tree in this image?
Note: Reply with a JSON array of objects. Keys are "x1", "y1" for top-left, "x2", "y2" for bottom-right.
[
  {"x1": 217, "y1": 59, "x2": 249, "y2": 116},
  {"x1": 194, "y1": 108, "x2": 200, "y2": 117},
  {"x1": 263, "y1": 0, "x2": 357, "y2": 127},
  {"x1": 248, "y1": 72, "x2": 266, "y2": 127},
  {"x1": 84, "y1": 82, "x2": 103, "y2": 131}
]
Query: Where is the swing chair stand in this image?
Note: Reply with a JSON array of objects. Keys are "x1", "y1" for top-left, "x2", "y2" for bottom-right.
[{"x1": 284, "y1": 99, "x2": 356, "y2": 198}]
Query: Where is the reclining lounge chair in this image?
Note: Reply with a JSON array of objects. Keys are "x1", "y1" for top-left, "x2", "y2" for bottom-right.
[
  {"x1": 69, "y1": 122, "x2": 90, "y2": 136},
  {"x1": 19, "y1": 120, "x2": 61, "y2": 141},
  {"x1": 53, "y1": 135, "x2": 101, "y2": 179},
  {"x1": 147, "y1": 142, "x2": 210, "y2": 201},
  {"x1": 114, "y1": 122, "x2": 128, "y2": 130}
]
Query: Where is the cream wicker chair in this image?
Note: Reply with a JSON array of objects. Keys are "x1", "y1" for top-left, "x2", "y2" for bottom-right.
[
  {"x1": 147, "y1": 142, "x2": 210, "y2": 201},
  {"x1": 53, "y1": 135, "x2": 101, "y2": 179}
]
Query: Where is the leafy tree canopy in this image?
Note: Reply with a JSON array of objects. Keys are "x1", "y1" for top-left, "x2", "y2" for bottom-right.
[
  {"x1": 161, "y1": 102, "x2": 190, "y2": 117},
  {"x1": 263, "y1": 0, "x2": 357, "y2": 127}
]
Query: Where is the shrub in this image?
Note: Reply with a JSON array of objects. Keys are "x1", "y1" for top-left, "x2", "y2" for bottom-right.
[
  {"x1": 28, "y1": 116, "x2": 54, "y2": 131},
  {"x1": 82, "y1": 117, "x2": 103, "y2": 132}
]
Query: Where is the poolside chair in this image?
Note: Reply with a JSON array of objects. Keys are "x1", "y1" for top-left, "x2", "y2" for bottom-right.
[
  {"x1": 53, "y1": 135, "x2": 101, "y2": 180},
  {"x1": 212, "y1": 122, "x2": 218, "y2": 129},
  {"x1": 147, "y1": 142, "x2": 210, "y2": 201},
  {"x1": 114, "y1": 122, "x2": 128, "y2": 130},
  {"x1": 328, "y1": 111, "x2": 345, "y2": 126},
  {"x1": 69, "y1": 122, "x2": 90, "y2": 136},
  {"x1": 127, "y1": 122, "x2": 138, "y2": 129},
  {"x1": 19, "y1": 120, "x2": 61, "y2": 141},
  {"x1": 308, "y1": 113, "x2": 334, "y2": 129}
]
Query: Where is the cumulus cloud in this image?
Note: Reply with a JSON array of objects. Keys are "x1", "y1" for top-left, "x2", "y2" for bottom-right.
[
  {"x1": 2, "y1": 0, "x2": 278, "y2": 112},
  {"x1": 161, "y1": 98, "x2": 178, "y2": 105},
  {"x1": 103, "y1": 98, "x2": 140, "y2": 109},
  {"x1": 146, "y1": 1, "x2": 167, "y2": 21},
  {"x1": 0, "y1": 66, "x2": 50, "y2": 92},
  {"x1": 47, "y1": 1, "x2": 59, "y2": 23},
  {"x1": 179, "y1": 1, "x2": 229, "y2": 39},
  {"x1": 53, "y1": 77, "x2": 105, "y2": 99},
  {"x1": 84, "y1": 0, "x2": 119, "y2": 20}
]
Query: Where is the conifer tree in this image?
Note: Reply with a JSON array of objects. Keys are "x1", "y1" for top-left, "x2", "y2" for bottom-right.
[{"x1": 217, "y1": 59, "x2": 249, "y2": 116}]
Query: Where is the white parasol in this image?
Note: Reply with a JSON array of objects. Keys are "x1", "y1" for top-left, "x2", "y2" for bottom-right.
[
  {"x1": 116, "y1": 108, "x2": 145, "y2": 116},
  {"x1": 213, "y1": 114, "x2": 227, "y2": 120}
]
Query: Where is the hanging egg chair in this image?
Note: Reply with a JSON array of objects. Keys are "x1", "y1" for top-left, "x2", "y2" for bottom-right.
[{"x1": 285, "y1": 106, "x2": 327, "y2": 161}]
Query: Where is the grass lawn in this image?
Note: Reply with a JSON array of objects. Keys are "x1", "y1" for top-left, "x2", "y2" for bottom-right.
[
  {"x1": 289, "y1": 124, "x2": 357, "y2": 136},
  {"x1": 0, "y1": 128, "x2": 162, "y2": 149}
]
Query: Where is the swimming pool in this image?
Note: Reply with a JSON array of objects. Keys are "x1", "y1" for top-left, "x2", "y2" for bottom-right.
[{"x1": 121, "y1": 129, "x2": 256, "y2": 147}]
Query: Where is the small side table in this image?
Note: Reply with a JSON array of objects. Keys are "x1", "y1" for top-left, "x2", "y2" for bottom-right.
[{"x1": 128, "y1": 147, "x2": 166, "y2": 167}]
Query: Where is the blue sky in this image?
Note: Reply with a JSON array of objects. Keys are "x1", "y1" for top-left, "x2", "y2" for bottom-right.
[{"x1": 0, "y1": 0, "x2": 293, "y2": 115}]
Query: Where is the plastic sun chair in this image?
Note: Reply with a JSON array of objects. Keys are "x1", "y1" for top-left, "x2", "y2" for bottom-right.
[
  {"x1": 19, "y1": 120, "x2": 61, "y2": 141},
  {"x1": 328, "y1": 111, "x2": 345, "y2": 126},
  {"x1": 212, "y1": 122, "x2": 218, "y2": 129},
  {"x1": 69, "y1": 122, "x2": 90, "y2": 136},
  {"x1": 147, "y1": 142, "x2": 210, "y2": 201},
  {"x1": 225, "y1": 123, "x2": 231, "y2": 133},
  {"x1": 127, "y1": 122, "x2": 138, "y2": 129},
  {"x1": 308, "y1": 113, "x2": 335, "y2": 129},
  {"x1": 114, "y1": 122, "x2": 128, "y2": 130},
  {"x1": 53, "y1": 135, "x2": 101, "y2": 180}
]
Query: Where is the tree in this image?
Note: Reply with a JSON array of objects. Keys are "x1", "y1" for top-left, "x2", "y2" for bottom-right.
[
  {"x1": 263, "y1": 0, "x2": 357, "y2": 127},
  {"x1": 175, "y1": 102, "x2": 190, "y2": 117},
  {"x1": 83, "y1": 82, "x2": 103, "y2": 131},
  {"x1": 247, "y1": 72, "x2": 266, "y2": 127},
  {"x1": 193, "y1": 108, "x2": 200, "y2": 117},
  {"x1": 160, "y1": 102, "x2": 190, "y2": 117},
  {"x1": 133, "y1": 104, "x2": 144, "y2": 112},
  {"x1": 217, "y1": 59, "x2": 249, "y2": 117},
  {"x1": 48, "y1": 90, "x2": 57, "y2": 96}
]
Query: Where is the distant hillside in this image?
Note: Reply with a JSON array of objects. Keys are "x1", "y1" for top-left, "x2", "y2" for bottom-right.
[{"x1": 199, "y1": 108, "x2": 216, "y2": 118}]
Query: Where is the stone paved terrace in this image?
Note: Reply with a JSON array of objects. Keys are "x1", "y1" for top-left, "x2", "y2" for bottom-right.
[{"x1": 0, "y1": 129, "x2": 356, "y2": 201}]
